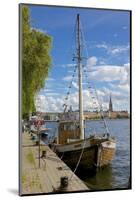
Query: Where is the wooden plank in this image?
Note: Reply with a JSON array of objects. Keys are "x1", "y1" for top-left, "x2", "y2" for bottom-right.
[{"x1": 21, "y1": 132, "x2": 89, "y2": 195}]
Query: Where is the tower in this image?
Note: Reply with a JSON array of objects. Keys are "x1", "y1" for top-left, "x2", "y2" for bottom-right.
[
  {"x1": 109, "y1": 94, "x2": 113, "y2": 112},
  {"x1": 108, "y1": 94, "x2": 113, "y2": 118}
]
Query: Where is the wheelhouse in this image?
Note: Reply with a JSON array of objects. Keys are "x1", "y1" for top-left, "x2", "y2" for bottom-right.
[{"x1": 58, "y1": 121, "x2": 80, "y2": 144}]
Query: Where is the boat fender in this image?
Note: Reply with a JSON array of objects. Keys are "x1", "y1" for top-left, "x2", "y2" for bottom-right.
[{"x1": 41, "y1": 150, "x2": 47, "y2": 159}]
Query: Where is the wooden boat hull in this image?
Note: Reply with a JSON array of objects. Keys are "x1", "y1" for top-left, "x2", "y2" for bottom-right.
[
  {"x1": 52, "y1": 138, "x2": 116, "y2": 172},
  {"x1": 98, "y1": 140, "x2": 116, "y2": 167},
  {"x1": 58, "y1": 145, "x2": 98, "y2": 171}
]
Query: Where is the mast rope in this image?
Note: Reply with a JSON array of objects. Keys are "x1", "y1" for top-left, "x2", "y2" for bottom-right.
[
  {"x1": 62, "y1": 18, "x2": 78, "y2": 114},
  {"x1": 69, "y1": 138, "x2": 87, "y2": 181},
  {"x1": 79, "y1": 18, "x2": 111, "y2": 136},
  {"x1": 62, "y1": 64, "x2": 77, "y2": 113},
  {"x1": 93, "y1": 86, "x2": 110, "y2": 135},
  {"x1": 82, "y1": 66, "x2": 111, "y2": 135}
]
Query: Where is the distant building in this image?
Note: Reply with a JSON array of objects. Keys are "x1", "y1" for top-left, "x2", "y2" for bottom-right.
[{"x1": 37, "y1": 112, "x2": 60, "y2": 121}]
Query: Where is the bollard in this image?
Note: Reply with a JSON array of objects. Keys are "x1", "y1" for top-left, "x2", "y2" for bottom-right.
[
  {"x1": 41, "y1": 150, "x2": 47, "y2": 158},
  {"x1": 35, "y1": 141, "x2": 39, "y2": 146},
  {"x1": 60, "y1": 176, "x2": 68, "y2": 188}
]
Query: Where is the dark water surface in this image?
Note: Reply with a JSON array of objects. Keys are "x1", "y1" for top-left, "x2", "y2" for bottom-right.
[{"x1": 45, "y1": 119, "x2": 130, "y2": 190}]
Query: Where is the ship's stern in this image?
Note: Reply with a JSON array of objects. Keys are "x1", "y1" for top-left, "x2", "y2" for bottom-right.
[{"x1": 97, "y1": 139, "x2": 116, "y2": 167}]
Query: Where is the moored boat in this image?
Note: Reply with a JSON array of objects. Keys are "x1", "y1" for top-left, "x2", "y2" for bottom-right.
[{"x1": 51, "y1": 120, "x2": 116, "y2": 171}]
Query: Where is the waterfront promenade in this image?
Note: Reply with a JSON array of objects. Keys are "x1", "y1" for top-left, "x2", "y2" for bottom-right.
[{"x1": 20, "y1": 132, "x2": 89, "y2": 195}]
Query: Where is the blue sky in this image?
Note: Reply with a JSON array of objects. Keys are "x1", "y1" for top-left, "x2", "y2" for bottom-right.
[{"x1": 29, "y1": 5, "x2": 130, "y2": 112}]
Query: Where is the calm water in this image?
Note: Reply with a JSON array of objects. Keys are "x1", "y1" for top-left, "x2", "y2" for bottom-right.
[{"x1": 45, "y1": 119, "x2": 130, "y2": 190}]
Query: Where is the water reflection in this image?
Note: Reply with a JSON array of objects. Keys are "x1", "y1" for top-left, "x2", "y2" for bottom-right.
[
  {"x1": 79, "y1": 165, "x2": 114, "y2": 190},
  {"x1": 45, "y1": 119, "x2": 130, "y2": 190}
]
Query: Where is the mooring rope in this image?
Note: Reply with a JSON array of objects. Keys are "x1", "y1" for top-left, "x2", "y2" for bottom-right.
[{"x1": 69, "y1": 138, "x2": 87, "y2": 181}]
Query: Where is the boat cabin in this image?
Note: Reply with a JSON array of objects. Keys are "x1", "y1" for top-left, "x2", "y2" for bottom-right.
[{"x1": 58, "y1": 121, "x2": 80, "y2": 144}]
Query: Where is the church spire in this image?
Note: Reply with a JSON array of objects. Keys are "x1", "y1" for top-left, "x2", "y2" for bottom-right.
[{"x1": 109, "y1": 94, "x2": 113, "y2": 112}]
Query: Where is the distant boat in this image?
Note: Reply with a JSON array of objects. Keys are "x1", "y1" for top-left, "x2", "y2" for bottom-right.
[{"x1": 50, "y1": 14, "x2": 116, "y2": 172}]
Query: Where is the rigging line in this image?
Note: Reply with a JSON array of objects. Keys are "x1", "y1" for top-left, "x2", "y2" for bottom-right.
[
  {"x1": 64, "y1": 69, "x2": 76, "y2": 102},
  {"x1": 67, "y1": 16, "x2": 77, "y2": 62},
  {"x1": 93, "y1": 85, "x2": 110, "y2": 135},
  {"x1": 68, "y1": 138, "x2": 87, "y2": 181},
  {"x1": 80, "y1": 21, "x2": 101, "y2": 115},
  {"x1": 80, "y1": 19, "x2": 89, "y2": 60},
  {"x1": 80, "y1": 20, "x2": 103, "y2": 111},
  {"x1": 82, "y1": 67, "x2": 110, "y2": 134},
  {"x1": 82, "y1": 67, "x2": 99, "y2": 112},
  {"x1": 73, "y1": 120, "x2": 78, "y2": 139},
  {"x1": 62, "y1": 15, "x2": 87, "y2": 113},
  {"x1": 63, "y1": 64, "x2": 77, "y2": 112},
  {"x1": 60, "y1": 151, "x2": 64, "y2": 160},
  {"x1": 43, "y1": 94, "x2": 52, "y2": 112}
]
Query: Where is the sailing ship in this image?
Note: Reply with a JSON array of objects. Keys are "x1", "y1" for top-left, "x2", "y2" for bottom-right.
[{"x1": 50, "y1": 14, "x2": 116, "y2": 172}]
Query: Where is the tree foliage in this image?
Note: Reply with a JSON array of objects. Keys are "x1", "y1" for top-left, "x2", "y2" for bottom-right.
[{"x1": 22, "y1": 6, "x2": 52, "y2": 118}]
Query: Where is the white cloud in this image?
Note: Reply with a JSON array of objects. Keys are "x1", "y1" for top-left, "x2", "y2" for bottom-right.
[
  {"x1": 43, "y1": 89, "x2": 53, "y2": 92},
  {"x1": 72, "y1": 81, "x2": 79, "y2": 89},
  {"x1": 36, "y1": 79, "x2": 130, "y2": 112},
  {"x1": 89, "y1": 65, "x2": 122, "y2": 82},
  {"x1": 86, "y1": 61, "x2": 130, "y2": 85},
  {"x1": 67, "y1": 64, "x2": 76, "y2": 67},
  {"x1": 96, "y1": 42, "x2": 129, "y2": 55},
  {"x1": 109, "y1": 45, "x2": 129, "y2": 55},
  {"x1": 35, "y1": 55, "x2": 130, "y2": 112},
  {"x1": 109, "y1": 82, "x2": 128, "y2": 92},
  {"x1": 35, "y1": 95, "x2": 64, "y2": 112},
  {"x1": 87, "y1": 56, "x2": 97, "y2": 68},
  {"x1": 45, "y1": 92, "x2": 59, "y2": 96},
  {"x1": 94, "y1": 86, "x2": 129, "y2": 111},
  {"x1": 31, "y1": 27, "x2": 48, "y2": 34},
  {"x1": 96, "y1": 44, "x2": 108, "y2": 49},
  {"x1": 61, "y1": 63, "x2": 76, "y2": 68},
  {"x1": 85, "y1": 57, "x2": 130, "y2": 111},
  {"x1": 62, "y1": 75, "x2": 73, "y2": 81},
  {"x1": 46, "y1": 78, "x2": 55, "y2": 81},
  {"x1": 99, "y1": 60, "x2": 106, "y2": 65},
  {"x1": 118, "y1": 84, "x2": 129, "y2": 93}
]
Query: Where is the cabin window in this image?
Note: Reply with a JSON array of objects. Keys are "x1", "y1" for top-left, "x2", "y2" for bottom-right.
[
  {"x1": 61, "y1": 123, "x2": 79, "y2": 131},
  {"x1": 63, "y1": 124, "x2": 69, "y2": 131},
  {"x1": 63, "y1": 125, "x2": 66, "y2": 131},
  {"x1": 70, "y1": 124, "x2": 75, "y2": 131},
  {"x1": 63, "y1": 124, "x2": 74, "y2": 131}
]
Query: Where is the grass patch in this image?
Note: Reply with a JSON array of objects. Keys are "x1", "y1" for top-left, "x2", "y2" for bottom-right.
[
  {"x1": 26, "y1": 151, "x2": 35, "y2": 165},
  {"x1": 22, "y1": 174, "x2": 27, "y2": 184}
]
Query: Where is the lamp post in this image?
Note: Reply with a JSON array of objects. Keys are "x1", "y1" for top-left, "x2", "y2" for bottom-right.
[
  {"x1": 37, "y1": 120, "x2": 41, "y2": 168},
  {"x1": 38, "y1": 130, "x2": 41, "y2": 168}
]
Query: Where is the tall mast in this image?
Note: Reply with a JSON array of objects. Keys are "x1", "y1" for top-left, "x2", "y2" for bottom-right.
[{"x1": 76, "y1": 14, "x2": 84, "y2": 140}]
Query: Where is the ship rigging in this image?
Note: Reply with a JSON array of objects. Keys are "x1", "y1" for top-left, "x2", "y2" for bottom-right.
[{"x1": 50, "y1": 14, "x2": 116, "y2": 173}]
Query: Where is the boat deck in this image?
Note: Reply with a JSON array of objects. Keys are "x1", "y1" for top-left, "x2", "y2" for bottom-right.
[{"x1": 20, "y1": 132, "x2": 89, "y2": 195}]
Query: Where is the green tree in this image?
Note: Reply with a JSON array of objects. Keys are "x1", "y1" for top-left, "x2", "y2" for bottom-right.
[{"x1": 22, "y1": 6, "x2": 52, "y2": 119}]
